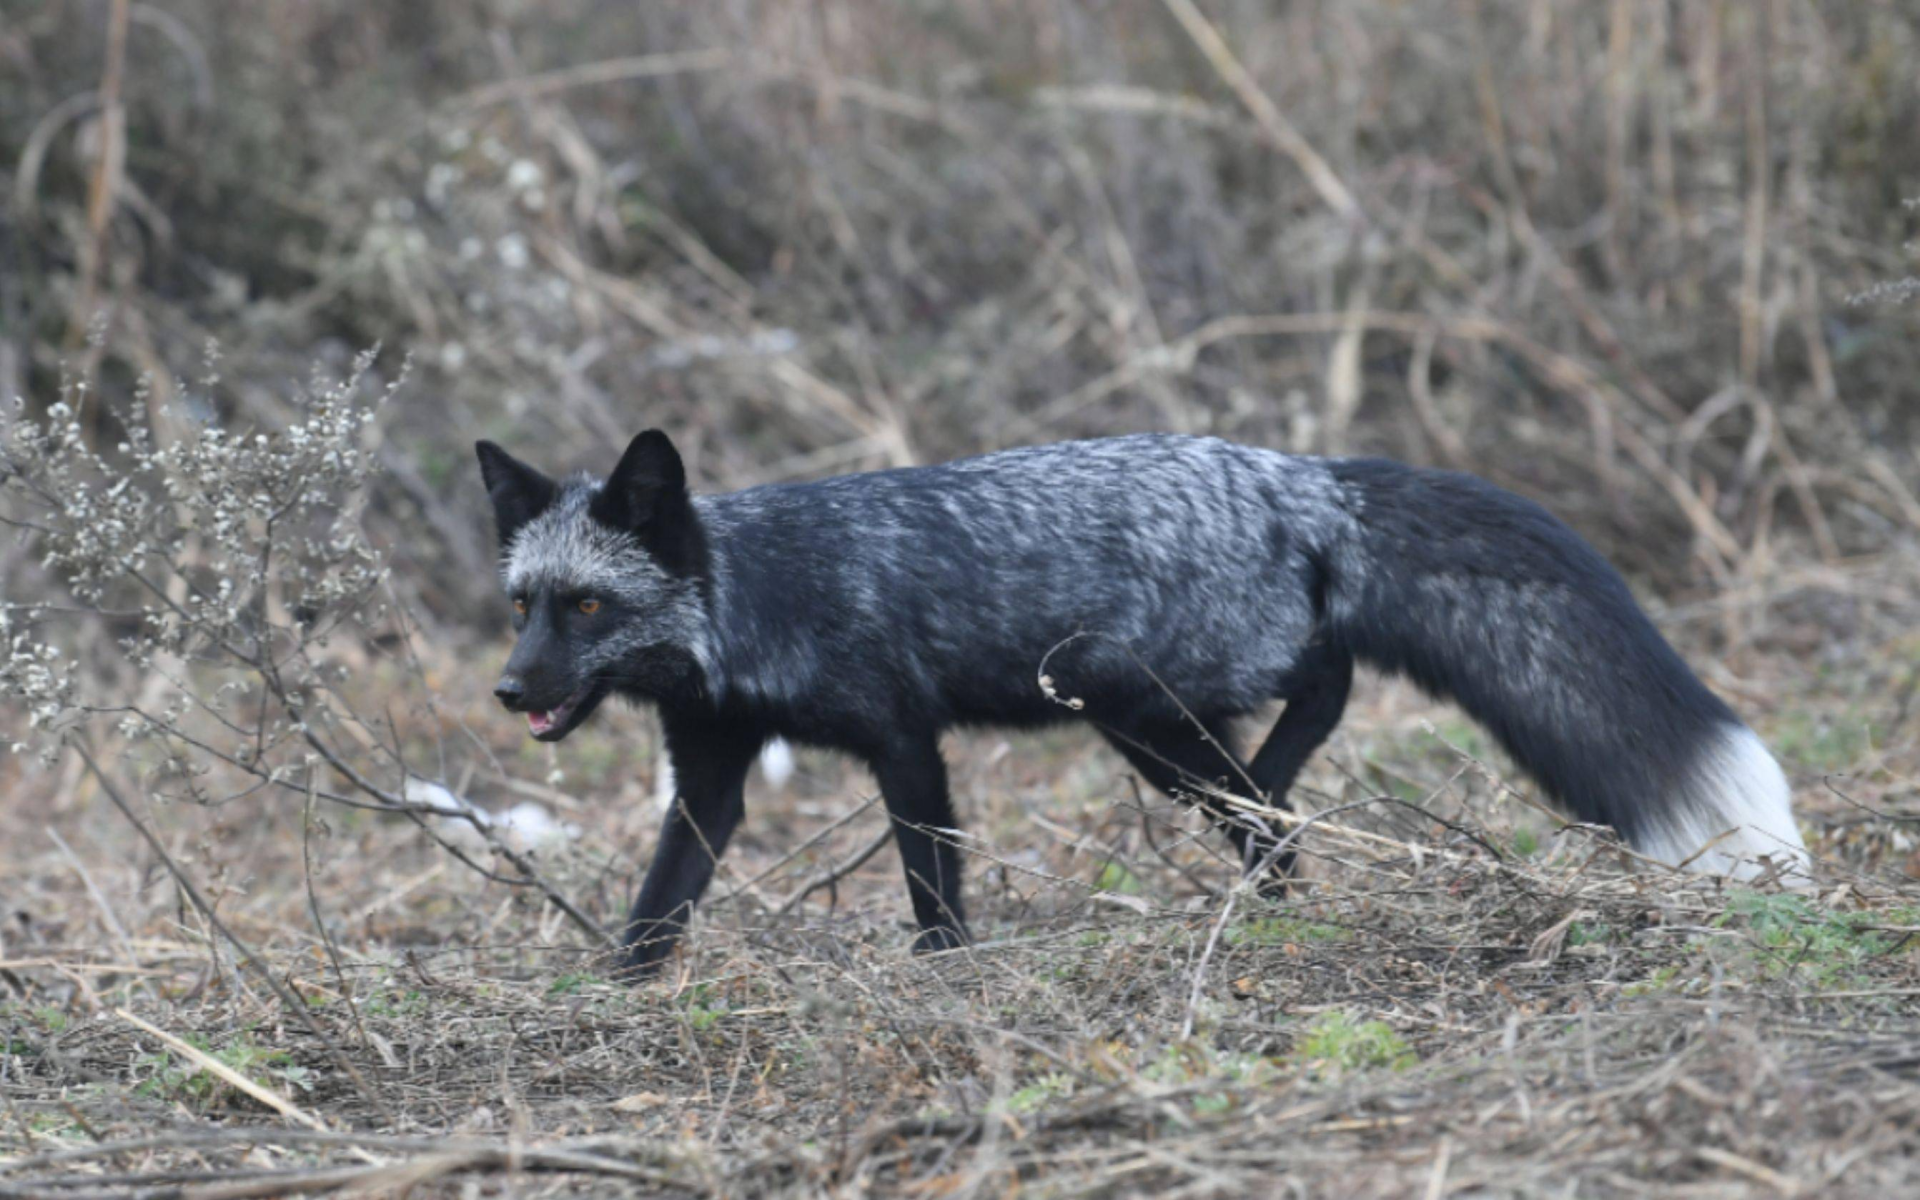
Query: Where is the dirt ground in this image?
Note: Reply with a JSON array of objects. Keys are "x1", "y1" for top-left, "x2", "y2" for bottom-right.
[
  {"x1": 5, "y1": 1, "x2": 1920, "y2": 1194},
  {"x1": 0, "y1": 548, "x2": 1915, "y2": 1199}
]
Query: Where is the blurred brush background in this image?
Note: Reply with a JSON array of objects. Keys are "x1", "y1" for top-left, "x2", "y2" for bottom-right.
[{"x1": 5, "y1": 0, "x2": 1916, "y2": 635}]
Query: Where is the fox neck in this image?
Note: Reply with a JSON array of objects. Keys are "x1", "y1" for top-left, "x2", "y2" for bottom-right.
[{"x1": 689, "y1": 498, "x2": 826, "y2": 715}]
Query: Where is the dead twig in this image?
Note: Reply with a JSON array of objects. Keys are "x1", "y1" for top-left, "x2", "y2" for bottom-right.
[
  {"x1": 65, "y1": 0, "x2": 130, "y2": 351},
  {"x1": 776, "y1": 827, "x2": 897, "y2": 917},
  {"x1": 1158, "y1": 0, "x2": 1360, "y2": 222},
  {"x1": 70, "y1": 740, "x2": 386, "y2": 1119}
]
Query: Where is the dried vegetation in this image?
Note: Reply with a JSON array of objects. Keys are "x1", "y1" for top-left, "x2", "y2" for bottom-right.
[{"x1": 1, "y1": 1, "x2": 1918, "y2": 1196}]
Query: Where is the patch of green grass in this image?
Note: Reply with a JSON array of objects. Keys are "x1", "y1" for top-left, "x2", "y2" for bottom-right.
[
  {"x1": 549, "y1": 970, "x2": 604, "y2": 996},
  {"x1": 680, "y1": 982, "x2": 727, "y2": 1033},
  {"x1": 559, "y1": 734, "x2": 628, "y2": 786},
  {"x1": 1769, "y1": 711, "x2": 1871, "y2": 772},
  {"x1": 2, "y1": 1002, "x2": 74, "y2": 1038},
  {"x1": 1430, "y1": 717, "x2": 1490, "y2": 761},
  {"x1": 136, "y1": 1034, "x2": 312, "y2": 1109},
  {"x1": 1567, "y1": 921, "x2": 1615, "y2": 947},
  {"x1": 1141, "y1": 1040, "x2": 1278, "y2": 1113},
  {"x1": 1093, "y1": 860, "x2": 1145, "y2": 896},
  {"x1": 1291, "y1": 1012, "x2": 1415, "y2": 1074},
  {"x1": 1003, "y1": 1072, "x2": 1074, "y2": 1114},
  {"x1": 1713, "y1": 890, "x2": 1903, "y2": 988},
  {"x1": 416, "y1": 445, "x2": 461, "y2": 491},
  {"x1": 1369, "y1": 718, "x2": 1490, "y2": 769},
  {"x1": 1512, "y1": 828, "x2": 1540, "y2": 858},
  {"x1": 1381, "y1": 774, "x2": 1430, "y2": 804},
  {"x1": 1192, "y1": 1091, "x2": 1238, "y2": 1116}
]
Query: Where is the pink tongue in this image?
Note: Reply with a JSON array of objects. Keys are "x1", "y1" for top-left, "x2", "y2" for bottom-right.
[{"x1": 528, "y1": 711, "x2": 553, "y2": 734}]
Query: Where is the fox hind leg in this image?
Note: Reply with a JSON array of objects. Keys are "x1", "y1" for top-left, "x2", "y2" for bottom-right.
[
  {"x1": 1102, "y1": 717, "x2": 1295, "y2": 890},
  {"x1": 1247, "y1": 637, "x2": 1354, "y2": 808}
]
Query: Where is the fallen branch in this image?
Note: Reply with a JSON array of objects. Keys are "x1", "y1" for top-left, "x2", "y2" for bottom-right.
[
  {"x1": 111, "y1": 1008, "x2": 324, "y2": 1131},
  {"x1": 0, "y1": 1143, "x2": 697, "y2": 1200}
]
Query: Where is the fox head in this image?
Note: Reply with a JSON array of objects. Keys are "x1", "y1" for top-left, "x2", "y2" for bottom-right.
[{"x1": 475, "y1": 430, "x2": 710, "y2": 741}]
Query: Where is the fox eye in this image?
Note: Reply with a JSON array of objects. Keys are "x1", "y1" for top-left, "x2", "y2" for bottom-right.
[
  {"x1": 578, "y1": 598, "x2": 601, "y2": 615},
  {"x1": 512, "y1": 597, "x2": 527, "y2": 615}
]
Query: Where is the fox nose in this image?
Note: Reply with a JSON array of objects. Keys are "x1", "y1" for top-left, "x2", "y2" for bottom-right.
[{"x1": 494, "y1": 676, "x2": 526, "y2": 709}]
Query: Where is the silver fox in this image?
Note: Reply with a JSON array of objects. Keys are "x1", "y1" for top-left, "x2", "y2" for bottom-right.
[{"x1": 476, "y1": 431, "x2": 1809, "y2": 975}]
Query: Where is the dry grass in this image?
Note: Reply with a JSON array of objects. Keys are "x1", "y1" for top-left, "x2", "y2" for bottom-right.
[
  {"x1": 0, "y1": 551, "x2": 1917, "y2": 1197},
  {"x1": 6, "y1": 1, "x2": 1920, "y2": 616},
  {"x1": 4, "y1": 1, "x2": 1920, "y2": 1196}
]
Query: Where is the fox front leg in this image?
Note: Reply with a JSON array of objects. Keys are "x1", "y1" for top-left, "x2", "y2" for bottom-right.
[{"x1": 616, "y1": 721, "x2": 760, "y2": 978}]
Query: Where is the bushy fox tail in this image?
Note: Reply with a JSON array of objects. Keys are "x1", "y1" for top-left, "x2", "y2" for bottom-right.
[{"x1": 1321, "y1": 459, "x2": 1808, "y2": 881}]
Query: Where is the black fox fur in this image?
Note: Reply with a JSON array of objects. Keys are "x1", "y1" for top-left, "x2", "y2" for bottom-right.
[{"x1": 476, "y1": 432, "x2": 1807, "y2": 975}]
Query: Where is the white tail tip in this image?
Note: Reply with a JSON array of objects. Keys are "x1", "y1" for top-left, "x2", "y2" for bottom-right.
[{"x1": 1635, "y1": 725, "x2": 1810, "y2": 884}]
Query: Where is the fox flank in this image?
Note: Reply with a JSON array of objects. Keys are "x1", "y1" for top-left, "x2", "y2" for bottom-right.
[{"x1": 476, "y1": 431, "x2": 1810, "y2": 977}]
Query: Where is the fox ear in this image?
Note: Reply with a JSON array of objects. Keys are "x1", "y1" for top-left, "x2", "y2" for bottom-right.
[
  {"x1": 591, "y1": 429, "x2": 687, "y2": 533},
  {"x1": 475, "y1": 440, "x2": 556, "y2": 550}
]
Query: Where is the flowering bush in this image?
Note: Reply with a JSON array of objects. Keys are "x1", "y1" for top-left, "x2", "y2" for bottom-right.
[
  {"x1": 3, "y1": 350, "x2": 389, "y2": 774},
  {"x1": 0, "y1": 349, "x2": 607, "y2": 942}
]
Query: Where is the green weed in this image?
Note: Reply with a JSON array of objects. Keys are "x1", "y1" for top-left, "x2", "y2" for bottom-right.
[
  {"x1": 1567, "y1": 921, "x2": 1615, "y2": 947},
  {"x1": 1770, "y1": 712, "x2": 1871, "y2": 773},
  {"x1": 1291, "y1": 1012, "x2": 1415, "y2": 1074},
  {"x1": 681, "y1": 982, "x2": 727, "y2": 1032},
  {"x1": 1093, "y1": 860, "x2": 1146, "y2": 896},
  {"x1": 1714, "y1": 890, "x2": 1904, "y2": 988},
  {"x1": 136, "y1": 1034, "x2": 312, "y2": 1109},
  {"x1": 1004, "y1": 1073, "x2": 1074, "y2": 1114}
]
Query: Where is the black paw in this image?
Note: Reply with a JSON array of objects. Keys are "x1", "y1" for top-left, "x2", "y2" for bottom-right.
[{"x1": 1252, "y1": 872, "x2": 1295, "y2": 901}]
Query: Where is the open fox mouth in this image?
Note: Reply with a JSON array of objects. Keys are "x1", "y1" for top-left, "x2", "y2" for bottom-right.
[{"x1": 524, "y1": 683, "x2": 606, "y2": 742}]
